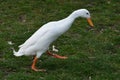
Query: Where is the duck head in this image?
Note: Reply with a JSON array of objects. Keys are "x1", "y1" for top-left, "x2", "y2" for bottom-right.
[{"x1": 71, "y1": 9, "x2": 94, "y2": 27}]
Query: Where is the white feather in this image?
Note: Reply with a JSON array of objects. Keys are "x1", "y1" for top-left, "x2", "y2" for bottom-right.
[
  {"x1": 52, "y1": 45, "x2": 59, "y2": 52},
  {"x1": 11, "y1": 48, "x2": 23, "y2": 57},
  {"x1": 13, "y1": 9, "x2": 92, "y2": 58}
]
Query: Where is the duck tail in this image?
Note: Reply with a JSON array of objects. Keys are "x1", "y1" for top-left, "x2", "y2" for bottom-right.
[{"x1": 12, "y1": 48, "x2": 24, "y2": 57}]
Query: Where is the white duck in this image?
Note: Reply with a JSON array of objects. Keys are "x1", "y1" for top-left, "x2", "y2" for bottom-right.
[{"x1": 13, "y1": 9, "x2": 94, "y2": 71}]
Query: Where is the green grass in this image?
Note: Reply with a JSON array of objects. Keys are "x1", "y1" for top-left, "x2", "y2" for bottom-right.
[{"x1": 0, "y1": 0, "x2": 120, "y2": 80}]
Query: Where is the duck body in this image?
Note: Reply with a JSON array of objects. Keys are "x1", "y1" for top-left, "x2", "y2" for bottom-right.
[
  {"x1": 14, "y1": 15, "x2": 74, "y2": 57},
  {"x1": 13, "y1": 9, "x2": 94, "y2": 71}
]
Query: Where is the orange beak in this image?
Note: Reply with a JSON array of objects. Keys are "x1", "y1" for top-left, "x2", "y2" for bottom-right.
[{"x1": 87, "y1": 18, "x2": 94, "y2": 27}]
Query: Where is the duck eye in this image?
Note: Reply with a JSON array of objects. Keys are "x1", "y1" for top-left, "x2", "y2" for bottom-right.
[{"x1": 86, "y1": 13, "x2": 89, "y2": 15}]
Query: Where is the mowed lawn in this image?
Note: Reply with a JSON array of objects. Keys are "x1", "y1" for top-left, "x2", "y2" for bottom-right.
[{"x1": 0, "y1": 0, "x2": 120, "y2": 80}]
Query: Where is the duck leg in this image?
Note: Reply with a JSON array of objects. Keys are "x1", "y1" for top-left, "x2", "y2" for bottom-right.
[
  {"x1": 31, "y1": 56, "x2": 46, "y2": 72},
  {"x1": 47, "y1": 51, "x2": 68, "y2": 59}
]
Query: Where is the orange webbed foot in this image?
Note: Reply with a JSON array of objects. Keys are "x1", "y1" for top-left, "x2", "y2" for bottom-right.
[
  {"x1": 31, "y1": 56, "x2": 46, "y2": 72},
  {"x1": 47, "y1": 51, "x2": 68, "y2": 59},
  {"x1": 31, "y1": 66, "x2": 46, "y2": 72},
  {"x1": 53, "y1": 54, "x2": 68, "y2": 59}
]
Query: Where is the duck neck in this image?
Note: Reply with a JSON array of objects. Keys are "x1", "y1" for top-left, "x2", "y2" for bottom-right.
[
  {"x1": 63, "y1": 12, "x2": 77, "y2": 26},
  {"x1": 61, "y1": 11, "x2": 81, "y2": 29},
  {"x1": 67, "y1": 11, "x2": 81, "y2": 20}
]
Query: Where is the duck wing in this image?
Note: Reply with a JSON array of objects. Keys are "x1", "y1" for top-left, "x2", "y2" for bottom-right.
[{"x1": 19, "y1": 23, "x2": 52, "y2": 48}]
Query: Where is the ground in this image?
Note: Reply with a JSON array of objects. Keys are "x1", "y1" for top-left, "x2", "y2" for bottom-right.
[{"x1": 0, "y1": 0, "x2": 120, "y2": 80}]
